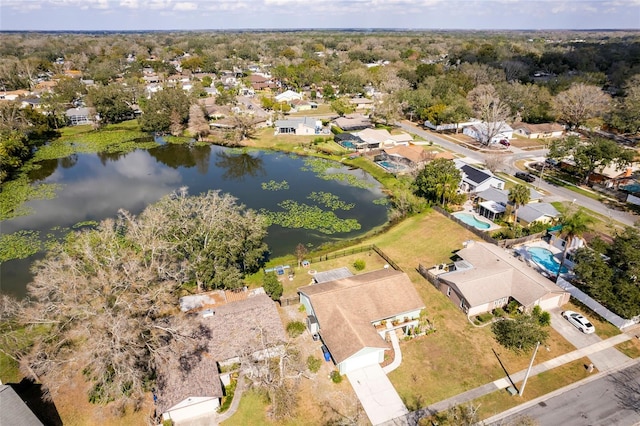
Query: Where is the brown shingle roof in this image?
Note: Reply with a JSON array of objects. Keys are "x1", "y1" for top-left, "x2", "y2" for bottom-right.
[
  {"x1": 383, "y1": 145, "x2": 425, "y2": 164},
  {"x1": 299, "y1": 269, "x2": 425, "y2": 364},
  {"x1": 156, "y1": 293, "x2": 286, "y2": 413}
]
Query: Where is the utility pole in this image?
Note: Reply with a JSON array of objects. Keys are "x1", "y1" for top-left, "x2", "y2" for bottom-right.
[{"x1": 520, "y1": 341, "x2": 540, "y2": 397}]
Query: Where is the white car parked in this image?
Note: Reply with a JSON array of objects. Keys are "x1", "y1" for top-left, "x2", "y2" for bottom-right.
[{"x1": 561, "y1": 310, "x2": 595, "y2": 334}]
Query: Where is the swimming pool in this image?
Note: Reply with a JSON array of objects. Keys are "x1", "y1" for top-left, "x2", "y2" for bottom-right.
[
  {"x1": 527, "y1": 247, "x2": 568, "y2": 274},
  {"x1": 453, "y1": 213, "x2": 491, "y2": 230},
  {"x1": 376, "y1": 161, "x2": 409, "y2": 173},
  {"x1": 340, "y1": 141, "x2": 357, "y2": 149}
]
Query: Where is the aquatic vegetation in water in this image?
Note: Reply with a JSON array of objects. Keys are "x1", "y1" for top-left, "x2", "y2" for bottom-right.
[
  {"x1": 261, "y1": 180, "x2": 290, "y2": 191},
  {"x1": 0, "y1": 175, "x2": 62, "y2": 220},
  {"x1": 0, "y1": 230, "x2": 42, "y2": 263},
  {"x1": 307, "y1": 191, "x2": 354, "y2": 211},
  {"x1": 301, "y1": 158, "x2": 374, "y2": 189},
  {"x1": 373, "y1": 197, "x2": 390, "y2": 205},
  {"x1": 33, "y1": 129, "x2": 156, "y2": 161},
  {"x1": 260, "y1": 200, "x2": 361, "y2": 234}
]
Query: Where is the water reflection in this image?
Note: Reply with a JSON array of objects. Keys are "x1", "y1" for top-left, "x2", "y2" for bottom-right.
[
  {"x1": 1, "y1": 144, "x2": 388, "y2": 298},
  {"x1": 214, "y1": 150, "x2": 265, "y2": 181}
]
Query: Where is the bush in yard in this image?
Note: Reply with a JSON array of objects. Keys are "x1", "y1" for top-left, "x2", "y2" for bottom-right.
[
  {"x1": 330, "y1": 370, "x2": 342, "y2": 383},
  {"x1": 353, "y1": 259, "x2": 366, "y2": 271},
  {"x1": 532, "y1": 305, "x2": 551, "y2": 327},
  {"x1": 307, "y1": 355, "x2": 321, "y2": 373},
  {"x1": 286, "y1": 320, "x2": 306, "y2": 338},
  {"x1": 263, "y1": 272, "x2": 283, "y2": 301}
]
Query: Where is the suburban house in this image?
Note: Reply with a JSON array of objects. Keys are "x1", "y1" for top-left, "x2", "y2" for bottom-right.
[
  {"x1": 349, "y1": 97, "x2": 375, "y2": 110},
  {"x1": 0, "y1": 385, "x2": 44, "y2": 426},
  {"x1": 65, "y1": 107, "x2": 93, "y2": 126},
  {"x1": 275, "y1": 89, "x2": 303, "y2": 103},
  {"x1": 355, "y1": 128, "x2": 412, "y2": 149},
  {"x1": 475, "y1": 186, "x2": 546, "y2": 222},
  {"x1": 333, "y1": 113, "x2": 372, "y2": 132},
  {"x1": 298, "y1": 269, "x2": 425, "y2": 375},
  {"x1": 424, "y1": 118, "x2": 481, "y2": 133},
  {"x1": 516, "y1": 203, "x2": 561, "y2": 226},
  {"x1": 248, "y1": 73, "x2": 278, "y2": 91},
  {"x1": 377, "y1": 145, "x2": 428, "y2": 170},
  {"x1": 463, "y1": 121, "x2": 513, "y2": 144},
  {"x1": 290, "y1": 99, "x2": 318, "y2": 111},
  {"x1": 455, "y1": 160, "x2": 505, "y2": 193},
  {"x1": 513, "y1": 122, "x2": 565, "y2": 139},
  {"x1": 157, "y1": 292, "x2": 286, "y2": 424},
  {"x1": 334, "y1": 133, "x2": 367, "y2": 151},
  {"x1": 274, "y1": 117, "x2": 321, "y2": 135},
  {"x1": 588, "y1": 162, "x2": 639, "y2": 188},
  {"x1": 430, "y1": 241, "x2": 570, "y2": 317}
]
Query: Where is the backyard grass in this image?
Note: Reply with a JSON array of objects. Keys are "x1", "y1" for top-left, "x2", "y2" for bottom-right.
[{"x1": 474, "y1": 357, "x2": 596, "y2": 421}]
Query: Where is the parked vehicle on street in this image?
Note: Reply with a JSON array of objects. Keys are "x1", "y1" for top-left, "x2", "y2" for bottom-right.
[
  {"x1": 562, "y1": 310, "x2": 595, "y2": 334},
  {"x1": 515, "y1": 171, "x2": 536, "y2": 183}
]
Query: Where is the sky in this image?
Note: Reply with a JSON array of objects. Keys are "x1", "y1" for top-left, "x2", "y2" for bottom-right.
[{"x1": 0, "y1": 0, "x2": 639, "y2": 31}]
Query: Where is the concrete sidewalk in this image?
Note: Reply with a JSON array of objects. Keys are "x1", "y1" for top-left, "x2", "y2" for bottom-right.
[{"x1": 382, "y1": 333, "x2": 632, "y2": 425}]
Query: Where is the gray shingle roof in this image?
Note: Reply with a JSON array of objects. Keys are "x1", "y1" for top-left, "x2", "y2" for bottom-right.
[{"x1": 0, "y1": 385, "x2": 44, "y2": 426}]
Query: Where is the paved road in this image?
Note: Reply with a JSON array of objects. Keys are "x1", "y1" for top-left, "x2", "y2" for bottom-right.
[
  {"x1": 398, "y1": 121, "x2": 639, "y2": 227},
  {"x1": 493, "y1": 362, "x2": 640, "y2": 426}
]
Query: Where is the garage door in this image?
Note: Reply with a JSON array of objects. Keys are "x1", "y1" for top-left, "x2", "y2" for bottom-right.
[
  {"x1": 538, "y1": 295, "x2": 562, "y2": 311},
  {"x1": 339, "y1": 348, "x2": 383, "y2": 375}
]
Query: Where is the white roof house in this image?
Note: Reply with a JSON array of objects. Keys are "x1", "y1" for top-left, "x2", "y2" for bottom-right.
[
  {"x1": 275, "y1": 90, "x2": 303, "y2": 103},
  {"x1": 463, "y1": 121, "x2": 513, "y2": 144},
  {"x1": 356, "y1": 128, "x2": 412, "y2": 148},
  {"x1": 274, "y1": 117, "x2": 321, "y2": 135}
]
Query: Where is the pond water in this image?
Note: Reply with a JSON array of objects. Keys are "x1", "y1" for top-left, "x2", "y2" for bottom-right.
[{"x1": 1, "y1": 143, "x2": 389, "y2": 298}]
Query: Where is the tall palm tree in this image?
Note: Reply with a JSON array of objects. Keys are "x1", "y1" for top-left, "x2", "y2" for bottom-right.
[
  {"x1": 555, "y1": 209, "x2": 594, "y2": 282},
  {"x1": 508, "y1": 184, "x2": 530, "y2": 227}
]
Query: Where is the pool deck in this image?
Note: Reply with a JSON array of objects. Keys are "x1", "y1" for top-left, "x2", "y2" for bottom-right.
[{"x1": 457, "y1": 202, "x2": 502, "y2": 232}]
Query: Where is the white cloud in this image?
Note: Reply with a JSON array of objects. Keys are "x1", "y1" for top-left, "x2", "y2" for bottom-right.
[
  {"x1": 173, "y1": 2, "x2": 197, "y2": 11},
  {"x1": 119, "y1": 0, "x2": 139, "y2": 9}
]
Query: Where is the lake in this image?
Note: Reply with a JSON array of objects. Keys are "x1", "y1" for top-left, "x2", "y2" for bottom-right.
[{"x1": 1, "y1": 143, "x2": 389, "y2": 298}]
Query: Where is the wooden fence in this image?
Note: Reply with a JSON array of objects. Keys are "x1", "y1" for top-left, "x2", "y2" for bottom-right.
[
  {"x1": 495, "y1": 232, "x2": 546, "y2": 249},
  {"x1": 418, "y1": 263, "x2": 440, "y2": 289},
  {"x1": 305, "y1": 245, "x2": 402, "y2": 271}
]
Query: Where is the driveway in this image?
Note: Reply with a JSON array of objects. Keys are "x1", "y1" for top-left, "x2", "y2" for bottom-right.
[
  {"x1": 347, "y1": 364, "x2": 408, "y2": 425},
  {"x1": 550, "y1": 308, "x2": 630, "y2": 370}
]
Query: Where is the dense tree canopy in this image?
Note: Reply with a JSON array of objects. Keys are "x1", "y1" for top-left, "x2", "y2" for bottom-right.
[
  {"x1": 492, "y1": 314, "x2": 549, "y2": 353},
  {"x1": 17, "y1": 189, "x2": 269, "y2": 409},
  {"x1": 415, "y1": 158, "x2": 462, "y2": 207},
  {"x1": 138, "y1": 87, "x2": 191, "y2": 133},
  {"x1": 574, "y1": 226, "x2": 640, "y2": 318}
]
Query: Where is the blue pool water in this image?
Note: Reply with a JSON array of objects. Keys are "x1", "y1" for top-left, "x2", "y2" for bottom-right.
[
  {"x1": 341, "y1": 141, "x2": 357, "y2": 149},
  {"x1": 453, "y1": 213, "x2": 491, "y2": 230},
  {"x1": 528, "y1": 247, "x2": 568, "y2": 274},
  {"x1": 376, "y1": 161, "x2": 408, "y2": 173}
]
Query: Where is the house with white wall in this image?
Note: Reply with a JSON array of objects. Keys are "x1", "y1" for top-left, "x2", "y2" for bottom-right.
[
  {"x1": 454, "y1": 160, "x2": 505, "y2": 193},
  {"x1": 298, "y1": 269, "x2": 424, "y2": 375},
  {"x1": 463, "y1": 121, "x2": 513, "y2": 144},
  {"x1": 432, "y1": 241, "x2": 569, "y2": 317}
]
